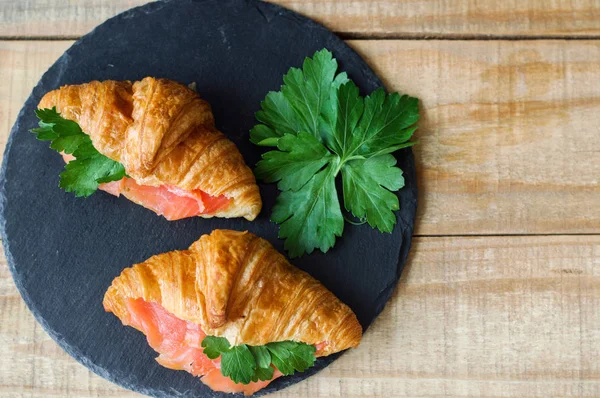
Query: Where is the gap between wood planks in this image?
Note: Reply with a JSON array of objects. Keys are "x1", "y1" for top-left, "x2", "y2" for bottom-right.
[{"x1": 3, "y1": 33, "x2": 600, "y2": 41}]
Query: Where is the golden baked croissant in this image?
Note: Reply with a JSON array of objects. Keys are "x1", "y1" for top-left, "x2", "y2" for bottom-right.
[
  {"x1": 103, "y1": 230, "x2": 362, "y2": 395},
  {"x1": 38, "y1": 78, "x2": 261, "y2": 221}
]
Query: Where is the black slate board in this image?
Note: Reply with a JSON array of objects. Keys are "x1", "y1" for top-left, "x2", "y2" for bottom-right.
[{"x1": 0, "y1": 0, "x2": 417, "y2": 396}]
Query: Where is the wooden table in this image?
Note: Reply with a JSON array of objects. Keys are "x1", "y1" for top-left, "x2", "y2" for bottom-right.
[{"x1": 1, "y1": 1, "x2": 599, "y2": 397}]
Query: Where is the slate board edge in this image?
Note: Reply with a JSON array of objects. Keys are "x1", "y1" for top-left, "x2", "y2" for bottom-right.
[{"x1": 0, "y1": 0, "x2": 418, "y2": 396}]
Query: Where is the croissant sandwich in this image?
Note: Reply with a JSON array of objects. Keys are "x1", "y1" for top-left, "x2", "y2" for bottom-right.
[
  {"x1": 103, "y1": 230, "x2": 362, "y2": 395},
  {"x1": 36, "y1": 77, "x2": 261, "y2": 221}
]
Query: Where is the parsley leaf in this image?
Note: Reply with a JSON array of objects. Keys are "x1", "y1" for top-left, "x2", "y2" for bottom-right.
[
  {"x1": 31, "y1": 108, "x2": 126, "y2": 197},
  {"x1": 201, "y1": 336, "x2": 231, "y2": 359},
  {"x1": 351, "y1": 88, "x2": 419, "y2": 157},
  {"x1": 248, "y1": 345, "x2": 271, "y2": 369},
  {"x1": 271, "y1": 163, "x2": 343, "y2": 258},
  {"x1": 251, "y1": 366, "x2": 274, "y2": 382},
  {"x1": 248, "y1": 345, "x2": 274, "y2": 382},
  {"x1": 342, "y1": 155, "x2": 404, "y2": 232},
  {"x1": 287, "y1": 344, "x2": 317, "y2": 373},
  {"x1": 266, "y1": 341, "x2": 316, "y2": 375},
  {"x1": 281, "y1": 49, "x2": 347, "y2": 139},
  {"x1": 221, "y1": 345, "x2": 256, "y2": 385},
  {"x1": 254, "y1": 132, "x2": 332, "y2": 191},
  {"x1": 200, "y1": 336, "x2": 316, "y2": 385},
  {"x1": 251, "y1": 91, "x2": 302, "y2": 146},
  {"x1": 250, "y1": 49, "x2": 349, "y2": 146},
  {"x1": 252, "y1": 49, "x2": 419, "y2": 257},
  {"x1": 265, "y1": 342, "x2": 294, "y2": 375},
  {"x1": 324, "y1": 79, "x2": 364, "y2": 157}
]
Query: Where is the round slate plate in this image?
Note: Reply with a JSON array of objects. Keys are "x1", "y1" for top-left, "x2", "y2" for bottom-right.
[{"x1": 0, "y1": 0, "x2": 417, "y2": 396}]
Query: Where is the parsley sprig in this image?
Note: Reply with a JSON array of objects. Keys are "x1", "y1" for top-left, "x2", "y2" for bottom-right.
[
  {"x1": 201, "y1": 336, "x2": 316, "y2": 385},
  {"x1": 31, "y1": 108, "x2": 126, "y2": 197},
  {"x1": 251, "y1": 49, "x2": 419, "y2": 257}
]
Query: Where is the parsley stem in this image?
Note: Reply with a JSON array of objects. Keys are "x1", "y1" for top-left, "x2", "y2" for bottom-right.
[
  {"x1": 331, "y1": 156, "x2": 343, "y2": 176},
  {"x1": 344, "y1": 216, "x2": 367, "y2": 225},
  {"x1": 342, "y1": 155, "x2": 365, "y2": 163},
  {"x1": 334, "y1": 154, "x2": 364, "y2": 175}
]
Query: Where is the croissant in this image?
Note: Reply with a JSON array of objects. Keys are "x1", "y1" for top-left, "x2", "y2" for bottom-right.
[
  {"x1": 103, "y1": 230, "x2": 362, "y2": 395},
  {"x1": 38, "y1": 78, "x2": 261, "y2": 221}
]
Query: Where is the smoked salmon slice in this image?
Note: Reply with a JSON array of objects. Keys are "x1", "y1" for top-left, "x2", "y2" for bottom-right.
[
  {"x1": 124, "y1": 299, "x2": 283, "y2": 396},
  {"x1": 102, "y1": 178, "x2": 231, "y2": 221},
  {"x1": 201, "y1": 368, "x2": 283, "y2": 396},
  {"x1": 62, "y1": 153, "x2": 230, "y2": 220}
]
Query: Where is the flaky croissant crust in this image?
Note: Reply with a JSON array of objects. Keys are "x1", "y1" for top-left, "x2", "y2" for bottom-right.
[
  {"x1": 103, "y1": 230, "x2": 362, "y2": 356},
  {"x1": 38, "y1": 78, "x2": 261, "y2": 220}
]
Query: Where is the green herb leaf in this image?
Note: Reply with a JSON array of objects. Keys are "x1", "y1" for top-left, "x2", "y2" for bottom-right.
[
  {"x1": 201, "y1": 336, "x2": 231, "y2": 359},
  {"x1": 280, "y1": 49, "x2": 342, "y2": 139},
  {"x1": 31, "y1": 108, "x2": 127, "y2": 197},
  {"x1": 325, "y1": 80, "x2": 364, "y2": 157},
  {"x1": 251, "y1": 366, "x2": 275, "y2": 382},
  {"x1": 201, "y1": 337, "x2": 317, "y2": 385},
  {"x1": 250, "y1": 50, "x2": 349, "y2": 147},
  {"x1": 341, "y1": 154, "x2": 404, "y2": 232},
  {"x1": 251, "y1": 49, "x2": 419, "y2": 257},
  {"x1": 351, "y1": 88, "x2": 419, "y2": 158},
  {"x1": 59, "y1": 154, "x2": 126, "y2": 196},
  {"x1": 248, "y1": 345, "x2": 271, "y2": 369},
  {"x1": 255, "y1": 136, "x2": 281, "y2": 147},
  {"x1": 248, "y1": 345, "x2": 274, "y2": 382},
  {"x1": 266, "y1": 341, "x2": 316, "y2": 376},
  {"x1": 271, "y1": 164, "x2": 344, "y2": 258},
  {"x1": 287, "y1": 343, "x2": 317, "y2": 373},
  {"x1": 255, "y1": 132, "x2": 332, "y2": 191},
  {"x1": 220, "y1": 345, "x2": 256, "y2": 385},
  {"x1": 265, "y1": 343, "x2": 294, "y2": 375},
  {"x1": 250, "y1": 91, "x2": 302, "y2": 145}
]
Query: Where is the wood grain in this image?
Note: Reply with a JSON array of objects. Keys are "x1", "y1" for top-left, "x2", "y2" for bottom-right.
[
  {"x1": 1, "y1": 0, "x2": 600, "y2": 38},
  {"x1": 0, "y1": 41, "x2": 71, "y2": 159},
  {"x1": 350, "y1": 39, "x2": 600, "y2": 235},
  {"x1": 2, "y1": 235, "x2": 599, "y2": 397},
  {"x1": 1, "y1": 40, "x2": 598, "y2": 235}
]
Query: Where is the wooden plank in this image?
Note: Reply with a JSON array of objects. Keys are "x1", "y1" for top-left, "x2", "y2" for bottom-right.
[
  {"x1": 350, "y1": 39, "x2": 600, "y2": 235},
  {"x1": 0, "y1": 41, "x2": 71, "y2": 159},
  {"x1": 1, "y1": 235, "x2": 599, "y2": 397},
  {"x1": 2, "y1": 40, "x2": 598, "y2": 235},
  {"x1": 1, "y1": 0, "x2": 600, "y2": 38}
]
